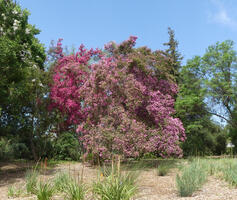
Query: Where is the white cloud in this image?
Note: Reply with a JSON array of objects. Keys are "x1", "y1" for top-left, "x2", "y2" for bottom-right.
[{"x1": 208, "y1": 0, "x2": 237, "y2": 29}]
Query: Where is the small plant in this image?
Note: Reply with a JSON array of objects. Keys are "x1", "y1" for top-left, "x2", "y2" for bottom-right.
[
  {"x1": 157, "y1": 161, "x2": 176, "y2": 176},
  {"x1": 25, "y1": 169, "x2": 38, "y2": 194},
  {"x1": 65, "y1": 181, "x2": 86, "y2": 200},
  {"x1": 93, "y1": 157, "x2": 138, "y2": 200},
  {"x1": 54, "y1": 171, "x2": 73, "y2": 192},
  {"x1": 176, "y1": 160, "x2": 207, "y2": 197},
  {"x1": 36, "y1": 181, "x2": 54, "y2": 200},
  {"x1": 93, "y1": 171, "x2": 137, "y2": 200},
  {"x1": 8, "y1": 185, "x2": 24, "y2": 198},
  {"x1": 157, "y1": 164, "x2": 169, "y2": 176}
]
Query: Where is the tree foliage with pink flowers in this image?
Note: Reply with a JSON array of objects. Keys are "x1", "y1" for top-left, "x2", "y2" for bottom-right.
[{"x1": 49, "y1": 36, "x2": 186, "y2": 161}]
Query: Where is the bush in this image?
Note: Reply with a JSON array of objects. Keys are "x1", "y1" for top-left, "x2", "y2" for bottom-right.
[
  {"x1": 53, "y1": 132, "x2": 82, "y2": 161},
  {"x1": 0, "y1": 137, "x2": 31, "y2": 160},
  {"x1": 0, "y1": 138, "x2": 14, "y2": 160},
  {"x1": 12, "y1": 142, "x2": 30, "y2": 158},
  {"x1": 176, "y1": 160, "x2": 207, "y2": 197}
]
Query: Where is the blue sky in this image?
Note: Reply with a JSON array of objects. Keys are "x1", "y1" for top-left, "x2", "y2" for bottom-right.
[{"x1": 18, "y1": 0, "x2": 237, "y2": 64}]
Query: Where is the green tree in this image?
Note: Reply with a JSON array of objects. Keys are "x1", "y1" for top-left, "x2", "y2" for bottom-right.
[
  {"x1": 0, "y1": 0, "x2": 47, "y2": 160},
  {"x1": 163, "y1": 27, "x2": 183, "y2": 83},
  {"x1": 176, "y1": 57, "x2": 226, "y2": 156}
]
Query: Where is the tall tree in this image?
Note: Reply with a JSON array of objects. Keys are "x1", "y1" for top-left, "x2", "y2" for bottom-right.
[
  {"x1": 0, "y1": 0, "x2": 47, "y2": 159},
  {"x1": 200, "y1": 40, "x2": 237, "y2": 126},
  {"x1": 163, "y1": 27, "x2": 183, "y2": 83},
  {"x1": 175, "y1": 57, "x2": 226, "y2": 155}
]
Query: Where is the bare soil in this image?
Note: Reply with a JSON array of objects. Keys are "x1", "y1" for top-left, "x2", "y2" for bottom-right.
[{"x1": 1, "y1": 160, "x2": 237, "y2": 200}]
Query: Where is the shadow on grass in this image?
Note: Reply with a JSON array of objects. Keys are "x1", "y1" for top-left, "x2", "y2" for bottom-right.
[
  {"x1": 0, "y1": 160, "x2": 64, "y2": 187},
  {"x1": 121, "y1": 159, "x2": 178, "y2": 171}
]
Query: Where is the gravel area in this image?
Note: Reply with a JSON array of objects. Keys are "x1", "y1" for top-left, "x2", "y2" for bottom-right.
[{"x1": 1, "y1": 161, "x2": 237, "y2": 200}]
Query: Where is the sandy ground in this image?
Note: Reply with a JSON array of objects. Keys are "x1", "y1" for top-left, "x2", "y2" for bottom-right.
[{"x1": 1, "y1": 160, "x2": 237, "y2": 200}]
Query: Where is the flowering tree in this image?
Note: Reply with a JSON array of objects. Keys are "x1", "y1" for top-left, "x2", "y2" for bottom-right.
[{"x1": 49, "y1": 37, "x2": 186, "y2": 161}]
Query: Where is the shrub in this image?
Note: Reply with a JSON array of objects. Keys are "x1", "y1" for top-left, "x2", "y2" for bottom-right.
[
  {"x1": 0, "y1": 138, "x2": 14, "y2": 160},
  {"x1": 53, "y1": 132, "x2": 81, "y2": 161},
  {"x1": 176, "y1": 160, "x2": 207, "y2": 197}
]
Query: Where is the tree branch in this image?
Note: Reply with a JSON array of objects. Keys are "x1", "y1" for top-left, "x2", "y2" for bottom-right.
[{"x1": 207, "y1": 111, "x2": 235, "y2": 127}]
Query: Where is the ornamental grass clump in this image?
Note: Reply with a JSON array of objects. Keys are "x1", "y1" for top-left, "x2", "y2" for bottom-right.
[
  {"x1": 176, "y1": 159, "x2": 207, "y2": 197},
  {"x1": 54, "y1": 171, "x2": 73, "y2": 192},
  {"x1": 157, "y1": 160, "x2": 176, "y2": 176},
  {"x1": 65, "y1": 180, "x2": 86, "y2": 200},
  {"x1": 36, "y1": 181, "x2": 54, "y2": 200},
  {"x1": 25, "y1": 169, "x2": 38, "y2": 194},
  {"x1": 222, "y1": 162, "x2": 237, "y2": 186},
  {"x1": 93, "y1": 158, "x2": 138, "y2": 200}
]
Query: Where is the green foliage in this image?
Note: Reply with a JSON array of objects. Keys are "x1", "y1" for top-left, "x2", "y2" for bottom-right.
[
  {"x1": 93, "y1": 169, "x2": 138, "y2": 200},
  {"x1": 65, "y1": 181, "x2": 86, "y2": 200},
  {"x1": 54, "y1": 171, "x2": 73, "y2": 192},
  {"x1": 25, "y1": 169, "x2": 38, "y2": 194},
  {"x1": 0, "y1": 0, "x2": 49, "y2": 161},
  {"x1": 8, "y1": 185, "x2": 24, "y2": 198},
  {"x1": 163, "y1": 27, "x2": 183, "y2": 83},
  {"x1": 0, "y1": 137, "x2": 14, "y2": 160},
  {"x1": 176, "y1": 57, "x2": 227, "y2": 156},
  {"x1": 176, "y1": 159, "x2": 207, "y2": 197},
  {"x1": 53, "y1": 131, "x2": 82, "y2": 161},
  {"x1": 0, "y1": 137, "x2": 31, "y2": 160},
  {"x1": 157, "y1": 161, "x2": 176, "y2": 176},
  {"x1": 36, "y1": 181, "x2": 54, "y2": 200}
]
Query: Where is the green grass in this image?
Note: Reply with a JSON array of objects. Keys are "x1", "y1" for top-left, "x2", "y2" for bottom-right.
[
  {"x1": 93, "y1": 169, "x2": 138, "y2": 200},
  {"x1": 25, "y1": 169, "x2": 38, "y2": 194},
  {"x1": 176, "y1": 159, "x2": 207, "y2": 197},
  {"x1": 65, "y1": 181, "x2": 86, "y2": 200},
  {"x1": 54, "y1": 171, "x2": 73, "y2": 192},
  {"x1": 36, "y1": 181, "x2": 54, "y2": 200},
  {"x1": 8, "y1": 185, "x2": 24, "y2": 198},
  {"x1": 157, "y1": 160, "x2": 177, "y2": 176}
]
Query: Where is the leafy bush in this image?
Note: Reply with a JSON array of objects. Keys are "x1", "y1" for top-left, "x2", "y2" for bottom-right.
[
  {"x1": 0, "y1": 138, "x2": 14, "y2": 160},
  {"x1": 176, "y1": 160, "x2": 207, "y2": 197},
  {"x1": 12, "y1": 142, "x2": 30, "y2": 158},
  {"x1": 53, "y1": 132, "x2": 81, "y2": 161}
]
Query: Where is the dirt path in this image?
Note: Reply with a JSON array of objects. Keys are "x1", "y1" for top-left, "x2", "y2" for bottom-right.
[{"x1": 1, "y1": 161, "x2": 237, "y2": 200}]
